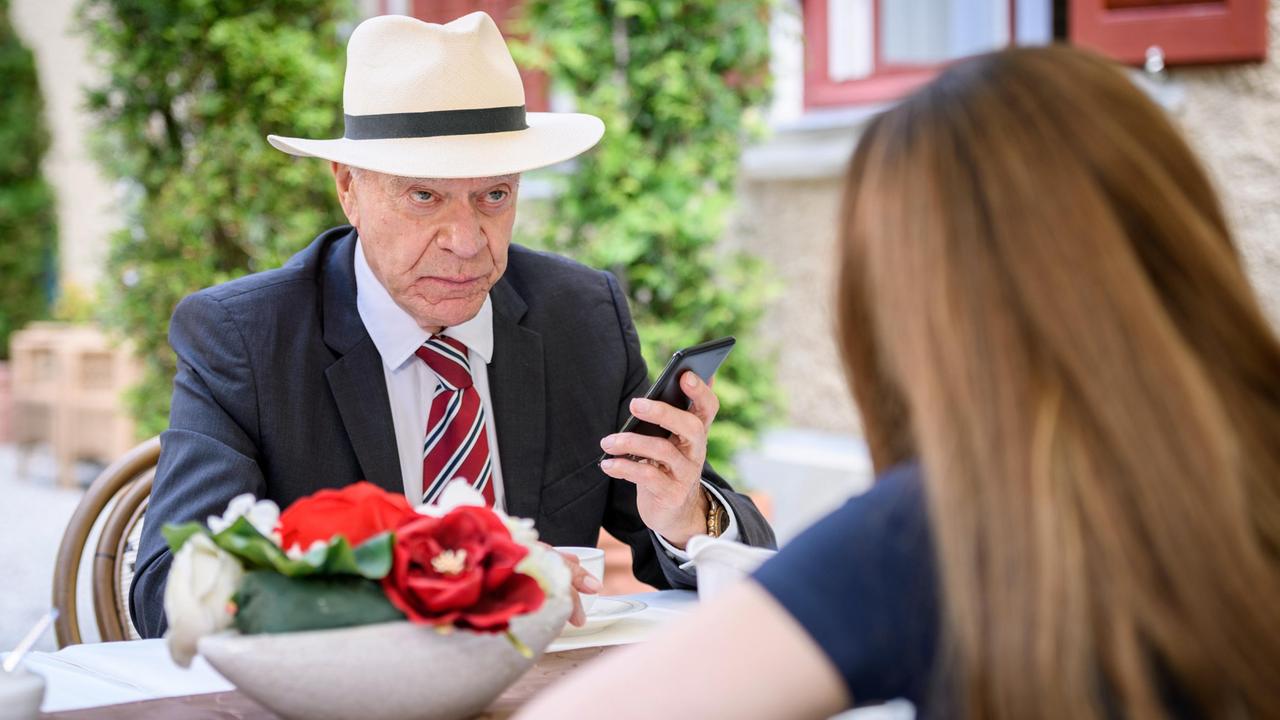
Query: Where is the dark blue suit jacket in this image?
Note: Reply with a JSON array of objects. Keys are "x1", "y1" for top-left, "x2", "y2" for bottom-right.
[{"x1": 130, "y1": 226, "x2": 775, "y2": 636}]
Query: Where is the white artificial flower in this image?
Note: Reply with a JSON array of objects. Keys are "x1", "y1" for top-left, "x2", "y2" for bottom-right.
[
  {"x1": 207, "y1": 493, "x2": 281, "y2": 544},
  {"x1": 420, "y1": 480, "x2": 537, "y2": 543},
  {"x1": 503, "y1": 514, "x2": 539, "y2": 547},
  {"x1": 416, "y1": 479, "x2": 486, "y2": 517},
  {"x1": 164, "y1": 534, "x2": 244, "y2": 667},
  {"x1": 285, "y1": 539, "x2": 329, "y2": 560},
  {"x1": 517, "y1": 543, "x2": 573, "y2": 600}
]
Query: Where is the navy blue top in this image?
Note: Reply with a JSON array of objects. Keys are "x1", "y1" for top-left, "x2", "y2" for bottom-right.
[
  {"x1": 753, "y1": 463, "x2": 941, "y2": 713},
  {"x1": 753, "y1": 463, "x2": 1207, "y2": 718}
]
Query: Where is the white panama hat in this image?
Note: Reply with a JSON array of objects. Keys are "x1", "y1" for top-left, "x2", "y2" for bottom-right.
[{"x1": 267, "y1": 12, "x2": 604, "y2": 178}]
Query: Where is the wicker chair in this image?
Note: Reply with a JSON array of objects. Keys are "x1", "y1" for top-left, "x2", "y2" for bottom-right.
[{"x1": 51, "y1": 436, "x2": 161, "y2": 647}]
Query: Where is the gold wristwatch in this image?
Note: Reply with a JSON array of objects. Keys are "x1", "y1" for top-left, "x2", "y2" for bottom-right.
[{"x1": 703, "y1": 487, "x2": 729, "y2": 538}]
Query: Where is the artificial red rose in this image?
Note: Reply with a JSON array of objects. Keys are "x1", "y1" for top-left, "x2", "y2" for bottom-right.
[
  {"x1": 381, "y1": 505, "x2": 546, "y2": 633},
  {"x1": 277, "y1": 481, "x2": 416, "y2": 551}
]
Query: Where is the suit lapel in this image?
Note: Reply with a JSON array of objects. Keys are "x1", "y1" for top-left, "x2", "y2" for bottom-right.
[
  {"x1": 324, "y1": 338, "x2": 403, "y2": 495},
  {"x1": 320, "y1": 230, "x2": 403, "y2": 495},
  {"x1": 487, "y1": 278, "x2": 546, "y2": 520}
]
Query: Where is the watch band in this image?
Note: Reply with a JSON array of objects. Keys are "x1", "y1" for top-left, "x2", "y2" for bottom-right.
[{"x1": 703, "y1": 486, "x2": 729, "y2": 538}]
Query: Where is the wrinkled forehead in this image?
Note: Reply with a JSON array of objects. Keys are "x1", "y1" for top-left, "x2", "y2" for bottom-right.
[{"x1": 363, "y1": 170, "x2": 520, "y2": 192}]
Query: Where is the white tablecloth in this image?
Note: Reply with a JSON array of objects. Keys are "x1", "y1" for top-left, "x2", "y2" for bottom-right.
[{"x1": 10, "y1": 590, "x2": 697, "y2": 713}]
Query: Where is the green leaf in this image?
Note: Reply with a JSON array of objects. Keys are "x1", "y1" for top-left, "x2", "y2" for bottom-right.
[
  {"x1": 233, "y1": 570, "x2": 405, "y2": 635},
  {"x1": 209, "y1": 517, "x2": 394, "y2": 580},
  {"x1": 0, "y1": 0, "x2": 56, "y2": 359},
  {"x1": 83, "y1": 0, "x2": 352, "y2": 434},
  {"x1": 289, "y1": 533, "x2": 390, "y2": 579},
  {"x1": 161, "y1": 522, "x2": 207, "y2": 553},
  {"x1": 351, "y1": 532, "x2": 395, "y2": 579},
  {"x1": 210, "y1": 516, "x2": 292, "y2": 570},
  {"x1": 517, "y1": 0, "x2": 780, "y2": 477}
]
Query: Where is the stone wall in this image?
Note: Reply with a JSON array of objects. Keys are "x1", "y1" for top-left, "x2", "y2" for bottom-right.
[
  {"x1": 1171, "y1": 1, "x2": 1280, "y2": 327},
  {"x1": 728, "y1": 175, "x2": 853, "y2": 434}
]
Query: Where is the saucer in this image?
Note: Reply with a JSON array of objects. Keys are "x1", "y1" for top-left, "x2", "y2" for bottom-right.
[{"x1": 558, "y1": 598, "x2": 647, "y2": 638}]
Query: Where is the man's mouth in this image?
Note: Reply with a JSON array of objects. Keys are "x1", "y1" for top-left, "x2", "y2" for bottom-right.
[{"x1": 423, "y1": 274, "x2": 486, "y2": 287}]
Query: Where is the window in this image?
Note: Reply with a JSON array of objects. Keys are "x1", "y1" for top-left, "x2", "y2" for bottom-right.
[
  {"x1": 1070, "y1": 0, "x2": 1267, "y2": 65},
  {"x1": 803, "y1": 0, "x2": 1053, "y2": 107}
]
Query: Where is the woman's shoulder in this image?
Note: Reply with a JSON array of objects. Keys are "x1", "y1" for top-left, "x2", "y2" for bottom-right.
[
  {"x1": 752, "y1": 462, "x2": 939, "y2": 708},
  {"x1": 828, "y1": 461, "x2": 927, "y2": 531},
  {"x1": 757, "y1": 462, "x2": 931, "y2": 585}
]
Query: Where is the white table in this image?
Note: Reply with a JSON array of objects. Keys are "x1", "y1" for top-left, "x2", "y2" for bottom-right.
[
  {"x1": 15, "y1": 589, "x2": 913, "y2": 720},
  {"x1": 18, "y1": 590, "x2": 698, "y2": 714}
]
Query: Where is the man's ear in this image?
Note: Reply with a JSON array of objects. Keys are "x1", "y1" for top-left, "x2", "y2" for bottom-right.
[{"x1": 331, "y1": 161, "x2": 360, "y2": 227}]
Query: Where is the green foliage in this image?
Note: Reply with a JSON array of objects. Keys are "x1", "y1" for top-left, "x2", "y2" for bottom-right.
[
  {"x1": 0, "y1": 0, "x2": 57, "y2": 359},
  {"x1": 164, "y1": 517, "x2": 394, "y2": 580},
  {"x1": 234, "y1": 571, "x2": 405, "y2": 635},
  {"x1": 82, "y1": 0, "x2": 350, "y2": 435},
  {"x1": 514, "y1": 1, "x2": 780, "y2": 468}
]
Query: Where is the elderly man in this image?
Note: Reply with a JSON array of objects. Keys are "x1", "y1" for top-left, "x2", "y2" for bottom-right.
[{"x1": 130, "y1": 11, "x2": 774, "y2": 636}]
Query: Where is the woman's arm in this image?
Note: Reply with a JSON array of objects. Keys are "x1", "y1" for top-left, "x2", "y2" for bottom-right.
[{"x1": 515, "y1": 580, "x2": 850, "y2": 720}]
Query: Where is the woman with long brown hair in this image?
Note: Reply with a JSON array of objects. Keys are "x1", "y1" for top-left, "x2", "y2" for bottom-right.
[{"x1": 518, "y1": 45, "x2": 1280, "y2": 719}]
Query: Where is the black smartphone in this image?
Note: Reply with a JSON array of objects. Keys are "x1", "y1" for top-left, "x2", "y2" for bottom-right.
[{"x1": 602, "y1": 336, "x2": 736, "y2": 459}]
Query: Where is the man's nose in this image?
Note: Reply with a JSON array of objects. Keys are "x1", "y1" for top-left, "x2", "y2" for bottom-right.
[{"x1": 434, "y1": 200, "x2": 485, "y2": 259}]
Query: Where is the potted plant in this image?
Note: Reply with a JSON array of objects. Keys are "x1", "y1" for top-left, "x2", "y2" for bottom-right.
[{"x1": 162, "y1": 480, "x2": 572, "y2": 720}]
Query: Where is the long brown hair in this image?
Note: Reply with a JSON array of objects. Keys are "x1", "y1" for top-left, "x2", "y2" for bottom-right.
[{"x1": 837, "y1": 45, "x2": 1280, "y2": 719}]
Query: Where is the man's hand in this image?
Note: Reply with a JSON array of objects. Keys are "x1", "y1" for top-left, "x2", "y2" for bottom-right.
[
  {"x1": 598, "y1": 371, "x2": 719, "y2": 548},
  {"x1": 556, "y1": 548, "x2": 603, "y2": 627}
]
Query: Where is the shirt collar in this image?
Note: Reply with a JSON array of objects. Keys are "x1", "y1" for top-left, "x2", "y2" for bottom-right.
[{"x1": 354, "y1": 237, "x2": 494, "y2": 371}]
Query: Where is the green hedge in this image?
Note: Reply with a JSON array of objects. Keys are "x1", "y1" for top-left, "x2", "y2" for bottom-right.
[
  {"x1": 82, "y1": 0, "x2": 350, "y2": 436},
  {"x1": 0, "y1": 0, "x2": 56, "y2": 359},
  {"x1": 515, "y1": 0, "x2": 781, "y2": 468}
]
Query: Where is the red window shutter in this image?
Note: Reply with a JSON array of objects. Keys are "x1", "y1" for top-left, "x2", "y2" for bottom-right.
[
  {"x1": 402, "y1": 0, "x2": 551, "y2": 112},
  {"x1": 801, "y1": 0, "x2": 937, "y2": 108},
  {"x1": 1070, "y1": 0, "x2": 1267, "y2": 65}
]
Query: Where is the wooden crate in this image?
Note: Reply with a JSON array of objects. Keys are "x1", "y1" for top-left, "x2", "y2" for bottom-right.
[{"x1": 10, "y1": 323, "x2": 142, "y2": 487}]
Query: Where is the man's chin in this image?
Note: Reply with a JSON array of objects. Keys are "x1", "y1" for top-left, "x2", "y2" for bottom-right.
[{"x1": 404, "y1": 294, "x2": 487, "y2": 330}]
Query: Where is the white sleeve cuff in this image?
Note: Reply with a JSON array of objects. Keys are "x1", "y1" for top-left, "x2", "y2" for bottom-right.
[{"x1": 655, "y1": 480, "x2": 740, "y2": 564}]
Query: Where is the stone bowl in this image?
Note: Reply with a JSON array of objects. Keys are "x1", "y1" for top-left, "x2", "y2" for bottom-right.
[{"x1": 198, "y1": 597, "x2": 572, "y2": 720}]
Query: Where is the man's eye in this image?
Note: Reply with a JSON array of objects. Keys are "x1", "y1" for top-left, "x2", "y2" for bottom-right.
[
  {"x1": 410, "y1": 190, "x2": 434, "y2": 203},
  {"x1": 486, "y1": 190, "x2": 508, "y2": 203}
]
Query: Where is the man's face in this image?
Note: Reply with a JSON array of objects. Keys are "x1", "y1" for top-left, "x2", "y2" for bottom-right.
[{"x1": 332, "y1": 163, "x2": 518, "y2": 332}]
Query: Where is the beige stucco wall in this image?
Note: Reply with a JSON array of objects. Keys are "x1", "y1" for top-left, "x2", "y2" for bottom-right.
[
  {"x1": 1172, "y1": 2, "x2": 1280, "y2": 327},
  {"x1": 11, "y1": 0, "x2": 121, "y2": 297},
  {"x1": 728, "y1": 176, "x2": 853, "y2": 434},
  {"x1": 733, "y1": 2, "x2": 1280, "y2": 435}
]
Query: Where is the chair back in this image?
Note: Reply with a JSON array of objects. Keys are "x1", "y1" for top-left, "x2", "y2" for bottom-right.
[{"x1": 52, "y1": 436, "x2": 161, "y2": 647}]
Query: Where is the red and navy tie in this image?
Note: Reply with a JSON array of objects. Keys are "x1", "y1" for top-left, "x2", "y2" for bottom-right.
[{"x1": 415, "y1": 336, "x2": 495, "y2": 507}]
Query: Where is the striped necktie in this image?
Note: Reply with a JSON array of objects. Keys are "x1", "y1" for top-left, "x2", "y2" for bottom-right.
[{"x1": 415, "y1": 335, "x2": 495, "y2": 507}]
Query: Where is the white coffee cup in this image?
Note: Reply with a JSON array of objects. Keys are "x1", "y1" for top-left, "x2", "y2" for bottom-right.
[{"x1": 555, "y1": 546, "x2": 606, "y2": 614}]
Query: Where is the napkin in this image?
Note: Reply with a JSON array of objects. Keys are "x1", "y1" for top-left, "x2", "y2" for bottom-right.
[{"x1": 684, "y1": 535, "x2": 777, "y2": 602}]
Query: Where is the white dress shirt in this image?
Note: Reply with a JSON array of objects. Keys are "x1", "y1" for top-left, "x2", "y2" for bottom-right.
[{"x1": 353, "y1": 239, "x2": 737, "y2": 558}]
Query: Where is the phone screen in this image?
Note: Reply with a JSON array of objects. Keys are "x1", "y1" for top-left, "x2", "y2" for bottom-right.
[{"x1": 602, "y1": 336, "x2": 735, "y2": 458}]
